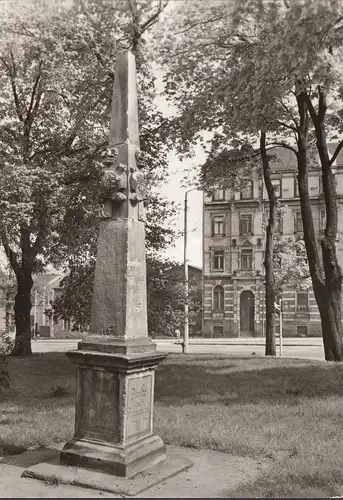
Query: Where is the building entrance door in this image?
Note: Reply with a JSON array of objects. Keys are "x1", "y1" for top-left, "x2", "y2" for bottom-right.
[{"x1": 240, "y1": 290, "x2": 255, "y2": 335}]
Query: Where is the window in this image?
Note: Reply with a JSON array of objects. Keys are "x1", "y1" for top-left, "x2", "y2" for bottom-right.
[
  {"x1": 272, "y1": 179, "x2": 281, "y2": 198},
  {"x1": 297, "y1": 325, "x2": 308, "y2": 336},
  {"x1": 213, "y1": 189, "x2": 224, "y2": 201},
  {"x1": 213, "y1": 325, "x2": 224, "y2": 337},
  {"x1": 213, "y1": 249, "x2": 224, "y2": 271},
  {"x1": 264, "y1": 209, "x2": 281, "y2": 233},
  {"x1": 295, "y1": 211, "x2": 303, "y2": 232},
  {"x1": 239, "y1": 214, "x2": 253, "y2": 235},
  {"x1": 241, "y1": 249, "x2": 253, "y2": 270},
  {"x1": 212, "y1": 215, "x2": 225, "y2": 236},
  {"x1": 275, "y1": 214, "x2": 282, "y2": 233},
  {"x1": 240, "y1": 181, "x2": 253, "y2": 200},
  {"x1": 213, "y1": 286, "x2": 224, "y2": 311},
  {"x1": 294, "y1": 177, "x2": 299, "y2": 197},
  {"x1": 64, "y1": 319, "x2": 71, "y2": 331},
  {"x1": 296, "y1": 246, "x2": 307, "y2": 266},
  {"x1": 297, "y1": 291, "x2": 308, "y2": 311}
]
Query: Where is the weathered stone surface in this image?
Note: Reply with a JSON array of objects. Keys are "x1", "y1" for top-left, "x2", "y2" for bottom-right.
[
  {"x1": 109, "y1": 51, "x2": 140, "y2": 149},
  {"x1": 125, "y1": 374, "x2": 153, "y2": 442},
  {"x1": 76, "y1": 368, "x2": 120, "y2": 443},
  {"x1": 60, "y1": 434, "x2": 166, "y2": 479},
  {"x1": 89, "y1": 219, "x2": 148, "y2": 340},
  {"x1": 61, "y1": 348, "x2": 167, "y2": 477},
  {"x1": 79, "y1": 336, "x2": 156, "y2": 355},
  {"x1": 66, "y1": 348, "x2": 165, "y2": 372}
]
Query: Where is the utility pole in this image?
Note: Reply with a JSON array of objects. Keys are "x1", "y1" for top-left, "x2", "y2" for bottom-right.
[{"x1": 183, "y1": 187, "x2": 198, "y2": 354}]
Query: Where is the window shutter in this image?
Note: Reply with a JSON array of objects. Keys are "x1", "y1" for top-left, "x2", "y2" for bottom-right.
[{"x1": 211, "y1": 217, "x2": 215, "y2": 236}]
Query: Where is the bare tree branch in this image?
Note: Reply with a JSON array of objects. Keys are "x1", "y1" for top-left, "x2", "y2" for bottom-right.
[
  {"x1": 303, "y1": 91, "x2": 318, "y2": 124},
  {"x1": 270, "y1": 118, "x2": 298, "y2": 133},
  {"x1": 140, "y1": 0, "x2": 169, "y2": 32},
  {"x1": 0, "y1": 228, "x2": 19, "y2": 275},
  {"x1": 0, "y1": 54, "x2": 24, "y2": 122},
  {"x1": 26, "y1": 60, "x2": 43, "y2": 126},
  {"x1": 267, "y1": 142, "x2": 299, "y2": 156},
  {"x1": 175, "y1": 14, "x2": 227, "y2": 36},
  {"x1": 329, "y1": 139, "x2": 343, "y2": 167}
]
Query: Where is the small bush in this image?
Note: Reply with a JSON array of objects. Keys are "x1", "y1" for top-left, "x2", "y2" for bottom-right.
[
  {"x1": 44, "y1": 385, "x2": 70, "y2": 398},
  {"x1": 0, "y1": 330, "x2": 15, "y2": 395}
]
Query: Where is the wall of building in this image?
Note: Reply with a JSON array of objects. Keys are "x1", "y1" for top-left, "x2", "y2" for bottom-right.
[{"x1": 202, "y1": 148, "x2": 343, "y2": 338}]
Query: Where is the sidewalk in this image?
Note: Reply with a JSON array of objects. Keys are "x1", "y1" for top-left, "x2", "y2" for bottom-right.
[{"x1": 0, "y1": 444, "x2": 268, "y2": 498}]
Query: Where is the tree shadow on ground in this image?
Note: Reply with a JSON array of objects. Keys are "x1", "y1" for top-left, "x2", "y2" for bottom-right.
[{"x1": 155, "y1": 355, "x2": 343, "y2": 407}]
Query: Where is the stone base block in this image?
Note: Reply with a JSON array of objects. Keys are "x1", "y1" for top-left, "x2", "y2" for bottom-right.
[
  {"x1": 60, "y1": 434, "x2": 166, "y2": 479},
  {"x1": 78, "y1": 336, "x2": 157, "y2": 354},
  {"x1": 23, "y1": 447, "x2": 193, "y2": 496}
]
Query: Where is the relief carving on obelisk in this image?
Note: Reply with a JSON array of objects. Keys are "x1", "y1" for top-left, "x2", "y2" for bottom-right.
[{"x1": 98, "y1": 146, "x2": 147, "y2": 221}]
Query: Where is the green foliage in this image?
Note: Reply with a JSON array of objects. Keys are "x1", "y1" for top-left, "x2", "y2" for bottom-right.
[
  {"x1": 146, "y1": 257, "x2": 201, "y2": 338},
  {"x1": 273, "y1": 235, "x2": 312, "y2": 298},
  {"x1": 0, "y1": 0, "x2": 177, "y2": 353},
  {"x1": 200, "y1": 144, "x2": 260, "y2": 194},
  {"x1": 0, "y1": 257, "x2": 16, "y2": 319},
  {"x1": 0, "y1": 330, "x2": 14, "y2": 394},
  {"x1": 50, "y1": 256, "x2": 201, "y2": 337},
  {"x1": 0, "y1": 0, "x2": 175, "y2": 269}
]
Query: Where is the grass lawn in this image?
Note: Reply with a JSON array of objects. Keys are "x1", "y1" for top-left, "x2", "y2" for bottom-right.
[{"x1": 2, "y1": 353, "x2": 343, "y2": 497}]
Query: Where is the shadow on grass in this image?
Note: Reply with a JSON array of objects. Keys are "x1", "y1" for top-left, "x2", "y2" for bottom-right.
[{"x1": 155, "y1": 355, "x2": 343, "y2": 407}]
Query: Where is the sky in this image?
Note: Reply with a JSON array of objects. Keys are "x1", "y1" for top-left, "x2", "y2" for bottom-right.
[
  {"x1": 153, "y1": 71, "x2": 207, "y2": 269},
  {"x1": 158, "y1": 150, "x2": 204, "y2": 269}
]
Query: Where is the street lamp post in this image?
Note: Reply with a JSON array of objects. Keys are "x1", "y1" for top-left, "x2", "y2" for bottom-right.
[
  {"x1": 275, "y1": 295, "x2": 283, "y2": 356},
  {"x1": 183, "y1": 187, "x2": 198, "y2": 354},
  {"x1": 279, "y1": 296, "x2": 283, "y2": 357}
]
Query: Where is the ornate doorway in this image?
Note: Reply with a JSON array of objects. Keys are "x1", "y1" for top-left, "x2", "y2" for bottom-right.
[{"x1": 240, "y1": 290, "x2": 255, "y2": 335}]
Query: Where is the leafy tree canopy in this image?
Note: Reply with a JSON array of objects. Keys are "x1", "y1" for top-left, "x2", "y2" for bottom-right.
[{"x1": 0, "y1": 0, "x2": 176, "y2": 276}]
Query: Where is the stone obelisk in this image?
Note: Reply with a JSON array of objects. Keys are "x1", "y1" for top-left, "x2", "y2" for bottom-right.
[{"x1": 60, "y1": 51, "x2": 167, "y2": 478}]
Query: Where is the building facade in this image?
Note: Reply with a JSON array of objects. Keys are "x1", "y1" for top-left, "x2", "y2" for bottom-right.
[
  {"x1": 0, "y1": 273, "x2": 71, "y2": 336},
  {"x1": 202, "y1": 146, "x2": 343, "y2": 337}
]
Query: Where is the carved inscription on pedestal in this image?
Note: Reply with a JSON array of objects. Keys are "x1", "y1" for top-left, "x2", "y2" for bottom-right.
[
  {"x1": 79, "y1": 368, "x2": 119, "y2": 443},
  {"x1": 126, "y1": 374, "x2": 152, "y2": 441}
]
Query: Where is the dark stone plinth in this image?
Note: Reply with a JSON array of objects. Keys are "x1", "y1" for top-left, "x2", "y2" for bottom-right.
[{"x1": 60, "y1": 347, "x2": 167, "y2": 478}]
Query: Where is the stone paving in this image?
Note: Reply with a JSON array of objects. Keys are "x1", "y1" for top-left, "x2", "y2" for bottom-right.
[{"x1": 0, "y1": 444, "x2": 268, "y2": 498}]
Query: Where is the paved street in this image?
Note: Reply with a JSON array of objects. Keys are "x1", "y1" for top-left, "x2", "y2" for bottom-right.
[{"x1": 32, "y1": 337, "x2": 326, "y2": 361}]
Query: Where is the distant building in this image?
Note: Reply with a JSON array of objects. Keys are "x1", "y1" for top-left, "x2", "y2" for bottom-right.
[
  {"x1": 202, "y1": 145, "x2": 343, "y2": 337},
  {"x1": 0, "y1": 272, "x2": 72, "y2": 336},
  {"x1": 32, "y1": 273, "x2": 70, "y2": 337}
]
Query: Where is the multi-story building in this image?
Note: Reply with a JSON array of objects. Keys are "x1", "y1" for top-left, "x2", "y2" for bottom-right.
[
  {"x1": 202, "y1": 145, "x2": 343, "y2": 337},
  {"x1": 0, "y1": 272, "x2": 71, "y2": 336}
]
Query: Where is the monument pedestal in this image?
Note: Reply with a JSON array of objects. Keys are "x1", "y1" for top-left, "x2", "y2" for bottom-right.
[{"x1": 60, "y1": 345, "x2": 167, "y2": 478}]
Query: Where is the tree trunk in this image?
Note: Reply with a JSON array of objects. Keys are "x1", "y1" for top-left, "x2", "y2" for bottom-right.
[
  {"x1": 261, "y1": 131, "x2": 276, "y2": 356},
  {"x1": 11, "y1": 271, "x2": 33, "y2": 357},
  {"x1": 297, "y1": 90, "x2": 342, "y2": 361}
]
